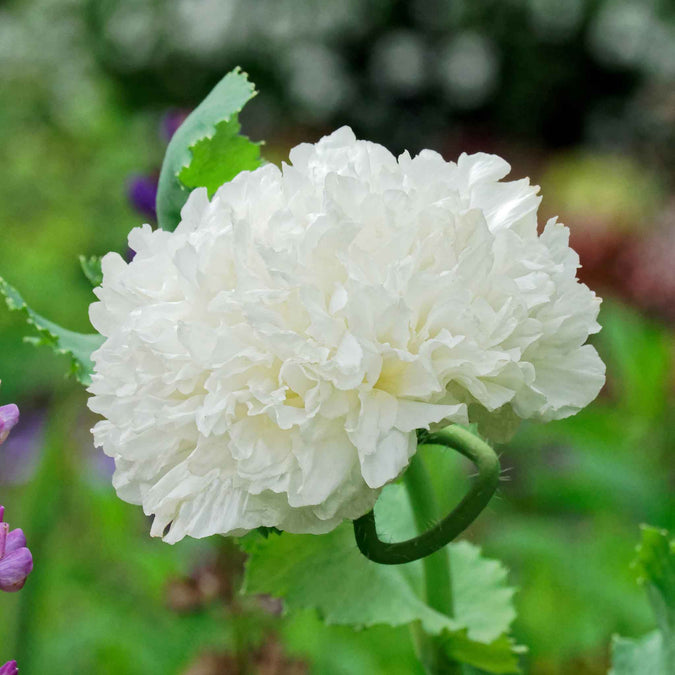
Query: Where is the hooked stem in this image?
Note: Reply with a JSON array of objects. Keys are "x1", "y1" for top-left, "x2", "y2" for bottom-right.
[{"x1": 353, "y1": 425, "x2": 500, "y2": 565}]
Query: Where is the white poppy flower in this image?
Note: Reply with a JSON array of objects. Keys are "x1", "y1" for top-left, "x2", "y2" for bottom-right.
[{"x1": 88, "y1": 127, "x2": 605, "y2": 542}]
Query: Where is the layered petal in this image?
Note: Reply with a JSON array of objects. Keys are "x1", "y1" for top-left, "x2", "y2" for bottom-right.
[
  {"x1": 88, "y1": 126, "x2": 605, "y2": 540},
  {"x1": 0, "y1": 404, "x2": 19, "y2": 445},
  {"x1": 0, "y1": 547, "x2": 33, "y2": 592}
]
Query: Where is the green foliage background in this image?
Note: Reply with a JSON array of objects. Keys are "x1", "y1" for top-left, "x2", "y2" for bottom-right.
[{"x1": 1, "y1": 1, "x2": 675, "y2": 674}]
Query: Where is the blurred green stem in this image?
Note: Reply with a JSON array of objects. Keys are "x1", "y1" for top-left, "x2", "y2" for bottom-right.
[
  {"x1": 404, "y1": 453, "x2": 461, "y2": 675},
  {"x1": 404, "y1": 453, "x2": 453, "y2": 617},
  {"x1": 217, "y1": 538, "x2": 251, "y2": 674},
  {"x1": 403, "y1": 427, "x2": 500, "y2": 674},
  {"x1": 14, "y1": 390, "x2": 80, "y2": 671}
]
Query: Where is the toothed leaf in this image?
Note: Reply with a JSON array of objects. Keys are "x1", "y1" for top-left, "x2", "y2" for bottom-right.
[
  {"x1": 0, "y1": 276, "x2": 103, "y2": 385},
  {"x1": 156, "y1": 68, "x2": 262, "y2": 232},
  {"x1": 241, "y1": 483, "x2": 523, "y2": 673},
  {"x1": 178, "y1": 118, "x2": 262, "y2": 197}
]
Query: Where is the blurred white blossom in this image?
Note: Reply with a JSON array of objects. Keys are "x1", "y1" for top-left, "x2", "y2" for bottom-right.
[
  {"x1": 439, "y1": 32, "x2": 499, "y2": 108},
  {"x1": 285, "y1": 43, "x2": 353, "y2": 118},
  {"x1": 370, "y1": 31, "x2": 428, "y2": 95}
]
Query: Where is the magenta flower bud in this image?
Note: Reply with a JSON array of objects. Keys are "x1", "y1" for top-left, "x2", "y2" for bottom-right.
[
  {"x1": 0, "y1": 661, "x2": 18, "y2": 675},
  {"x1": 0, "y1": 506, "x2": 33, "y2": 593},
  {"x1": 0, "y1": 404, "x2": 19, "y2": 445}
]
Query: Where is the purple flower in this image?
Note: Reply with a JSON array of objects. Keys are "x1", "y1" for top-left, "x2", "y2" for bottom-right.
[
  {"x1": 0, "y1": 661, "x2": 18, "y2": 675},
  {"x1": 0, "y1": 506, "x2": 33, "y2": 593},
  {"x1": 0, "y1": 404, "x2": 19, "y2": 446},
  {"x1": 127, "y1": 174, "x2": 158, "y2": 222}
]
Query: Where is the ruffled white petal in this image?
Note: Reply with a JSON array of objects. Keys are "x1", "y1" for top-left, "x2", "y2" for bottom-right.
[{"x1": 88, "y1": 126, "x2": 605, "y2": 541}]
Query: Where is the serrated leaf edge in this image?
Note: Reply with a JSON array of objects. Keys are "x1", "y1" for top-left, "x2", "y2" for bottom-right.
[{"x1": 0, "y1": 275, "x2": 102, "y2": 385}]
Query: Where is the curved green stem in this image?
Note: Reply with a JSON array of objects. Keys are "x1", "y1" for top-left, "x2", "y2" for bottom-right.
[{"x1": 353, "y1": 425, "x2": 500, "y2": 565}]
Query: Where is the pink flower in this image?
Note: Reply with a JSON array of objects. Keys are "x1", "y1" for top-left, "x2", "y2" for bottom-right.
[
  {"x1": 0, "y1": 405, "x2": 19, "y2": 445},
  {"x1": 0, "y1": 661, "x2": 18, "y2": 675},
  {"x1": 0, "y1": 506, "x2": 33, "y2": 593}
]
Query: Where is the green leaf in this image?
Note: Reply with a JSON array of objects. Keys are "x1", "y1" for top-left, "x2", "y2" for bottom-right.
[
  {"x1": 609, "y1": 631, "x2": 664, "y2": 675},
  {"x1": 242, "y1": 521, "x2": 459, "y2": 634},
  {"x1": 448, "y1": 537, "x2": 517, "y2": 644},
  {"x1": 79, "y1": 255, "x2": 103, "y2": 287},
  {"x1": 445, "y1": 631, "x2": 525, "y2": 674},
  {"x1": 241, "y1": 484, "x2": 522, "y2": 673},
  {"x1": 439, "y1": 534, "x2": 523, "y2": 672},
  {"x1": 609, "y1": 526, "x2": 675, "y2": 674},
  {"x1": 634, "y1": 525, "x2": 675, "y2": 639},
  {"x1": 0, "y1": 276, "x2": 103, "y2": 385},
  {"x1": 156, "y1": 68, "x2": 262, "y2": 232},
  {"x1": 178, "y1": 118, "x2": 262, "y2": 196}
]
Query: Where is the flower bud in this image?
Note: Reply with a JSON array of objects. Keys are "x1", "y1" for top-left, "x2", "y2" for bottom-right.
[
  {"x1": 0, "y1": 506, "x2": 33, "y2": 593},
  {"x1": 0, "y1": 405, "x2": 19, "y2": 445}
]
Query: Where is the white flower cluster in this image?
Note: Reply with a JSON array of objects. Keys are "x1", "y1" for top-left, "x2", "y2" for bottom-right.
[{"x1": 88, "y1": 127, "x2": 605, "y2": 541}]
